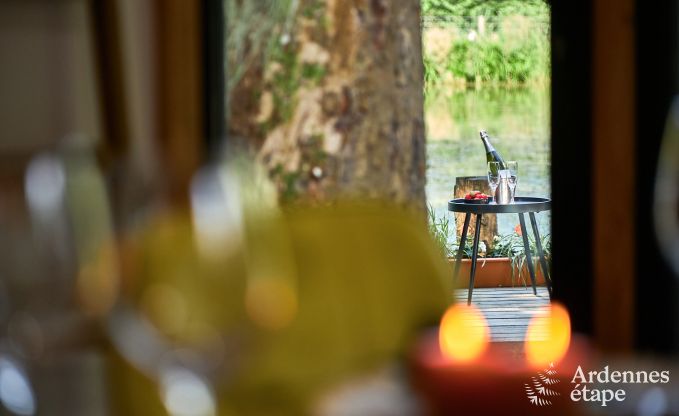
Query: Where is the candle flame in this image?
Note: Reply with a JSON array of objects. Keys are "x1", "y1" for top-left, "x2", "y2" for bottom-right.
[
  {"x1": 439, "y1": 304, "x2": 489, "y2": 363},
  {"x1": 525, "y1": 302, "x2": 571, "y2": 367}
]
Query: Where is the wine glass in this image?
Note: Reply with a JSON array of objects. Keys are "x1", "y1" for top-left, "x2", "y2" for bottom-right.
[
  {"x1": 506, "y1": 161, "x2": 518, "y2": 203},
  {"x1": 487, "y1": 161, "x2": 501, "y2": 204}
]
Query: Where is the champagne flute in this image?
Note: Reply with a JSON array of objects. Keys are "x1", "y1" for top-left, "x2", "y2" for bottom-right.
[
  {"x1": 506, "y1": 161, "x2": 518, "y2": 203},
  {"x1": 487, "y1": 161, "x2": 501, "y2": 204}
]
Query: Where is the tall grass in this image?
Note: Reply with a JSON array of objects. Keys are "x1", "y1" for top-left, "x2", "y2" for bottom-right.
[
  {"x1": 422, "y1": 0, "x2": 550, "y2": 94},
  {"x1": 423, "y1": 0, "x2": 549, "y2": 22},
  {"x1": 428, "y1": 204, "x2": 453, "y2": 258}
]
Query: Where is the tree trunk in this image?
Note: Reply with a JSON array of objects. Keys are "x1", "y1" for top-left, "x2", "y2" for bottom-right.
[
  {"x1": 453, "y1": 176, "x2": 498, "y2": 250},
  {"x1": 231, "y1": 0, "x2": 426, "y2": 210}
]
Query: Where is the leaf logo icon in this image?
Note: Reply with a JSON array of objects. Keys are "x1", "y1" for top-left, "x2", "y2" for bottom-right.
[{"x1": 524, "y1": 362, "x2": 561, "y2": 406}]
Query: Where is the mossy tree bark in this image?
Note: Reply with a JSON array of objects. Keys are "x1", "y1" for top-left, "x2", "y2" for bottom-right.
[{"x1": 230, "y1": 0, "x2": 427, "y2": 211}]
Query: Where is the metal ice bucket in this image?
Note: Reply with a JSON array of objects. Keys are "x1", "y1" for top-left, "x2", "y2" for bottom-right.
[{"x1": 495, "y1": 171, "x2": 511, "y2": 204}]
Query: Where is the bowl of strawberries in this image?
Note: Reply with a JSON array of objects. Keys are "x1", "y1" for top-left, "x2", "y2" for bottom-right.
[{"x1": 463, "y1": 191, "x2": 490, "y2": 204}]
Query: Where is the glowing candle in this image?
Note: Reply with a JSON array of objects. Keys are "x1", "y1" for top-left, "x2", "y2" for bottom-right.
[
  {"x1": 439, "y1": 304, "x2": 489, "y2": 363},
  {"x1": 525, "y1": 303, "x2": 572, "y2": 368},
  {"x1": 410, "y1": 302, "x2": 591, "y2": 414}
]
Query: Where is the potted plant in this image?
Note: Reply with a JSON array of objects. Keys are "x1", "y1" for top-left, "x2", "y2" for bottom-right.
[{"x1": 428, "y1": 206, "x2": 550, "y2": 288}]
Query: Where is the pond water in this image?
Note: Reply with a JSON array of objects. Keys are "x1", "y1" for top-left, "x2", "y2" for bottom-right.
[{"x1": 425, "y1": 86, "x2": 551, "y2": 240}]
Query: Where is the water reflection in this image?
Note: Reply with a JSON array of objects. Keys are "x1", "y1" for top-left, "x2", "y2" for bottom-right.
[{"x1": 426, "y1": 87, "x2": 551, "y2": 236}]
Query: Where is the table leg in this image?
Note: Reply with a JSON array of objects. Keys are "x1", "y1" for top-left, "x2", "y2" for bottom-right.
[
  {"x1": 468, "y1": 214, "x2": 482, "y2": 305},
  {"x1": 518, "y1": 213, "x2": 538, "y2": 295},
  {"x1": 453, "y1": 213, "x2": 471, "y2": 283},
  {"x1": 529, "y1": 212, "x2": 553, "y2": 296}
]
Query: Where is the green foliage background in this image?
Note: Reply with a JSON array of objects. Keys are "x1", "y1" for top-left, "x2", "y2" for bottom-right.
[{"x1": 422, "y1": 0, "x2": 550, "y2": 94}]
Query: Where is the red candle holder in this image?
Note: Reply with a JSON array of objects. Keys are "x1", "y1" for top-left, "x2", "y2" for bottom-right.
[{"x1": 408, "y1": 329, "x2": 593, "y2": 415}]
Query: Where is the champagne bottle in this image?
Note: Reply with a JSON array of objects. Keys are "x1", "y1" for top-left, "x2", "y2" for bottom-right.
[{"x1": 480, "y1": 130, "x2": 507, "y2": 174}]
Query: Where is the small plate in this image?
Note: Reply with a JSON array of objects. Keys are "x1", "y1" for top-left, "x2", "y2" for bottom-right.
[{"x1": 463, "y1": 198, "x2": 490, "y2": 204}]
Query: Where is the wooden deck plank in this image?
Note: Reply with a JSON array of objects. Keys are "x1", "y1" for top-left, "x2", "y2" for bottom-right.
[
  {"x1": 455, "y1": 286, "x2": 550, "y2": 295},
  {"x1": 454, "y1": 287, "x2": 550, "y2": 342},
  {"x1": 455, "y1": 294, "x2": 549, "y2": 300},
  {"x1": 456, "y1": 289, "x2": 541, "y2": 295},
  {"x1": 455, "y1": 290, "x2": 550, "y2": 301}
]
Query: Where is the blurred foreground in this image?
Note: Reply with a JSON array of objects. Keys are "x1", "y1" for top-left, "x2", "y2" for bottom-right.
[{"x1": 0, "y1": 151, "x2": 451, "y2": 415}]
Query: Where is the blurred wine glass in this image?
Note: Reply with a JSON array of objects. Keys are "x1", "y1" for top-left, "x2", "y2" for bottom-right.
[
  {"x1": 0, "y1": 134, "x2": 116, "y2": 415},
  {"x1": 104, "y1": 154, "x2": 302, "y2": 415},
  {"x1": 487, "y1": 161, "x2": 501, "y2": 204},
  {"x1": 654, "y1": 97, "x2": 679, "y2": 276},
  {"x1": 506, "y1": 161, "x2": 519, "y2": 203}
]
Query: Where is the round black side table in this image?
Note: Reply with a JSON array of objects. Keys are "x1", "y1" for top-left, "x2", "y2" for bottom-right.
[{"x1": 448, "y1": 197, "x2": 552, "y2": 304}]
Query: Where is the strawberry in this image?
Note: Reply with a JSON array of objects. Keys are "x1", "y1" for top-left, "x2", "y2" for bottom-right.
[{"x1": 465, "y1": 194, "x2": 472, "y2": 200}]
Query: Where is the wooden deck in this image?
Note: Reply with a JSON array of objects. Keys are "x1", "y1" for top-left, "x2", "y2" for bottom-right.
[{"x1": 454, "y1": 287, "x2": 550, "y2": 342}]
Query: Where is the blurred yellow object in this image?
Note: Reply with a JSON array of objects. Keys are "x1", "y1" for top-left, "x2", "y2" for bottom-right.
[
  {"x1": 439, "y1": 304, "x2": 489, "y2": 363},
  {"x1": 245, "y1": 277, "x2": 298, "y2": 331},
  {"x1": 111, "y1": 202, "x2": 451, "y2": 415}
]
